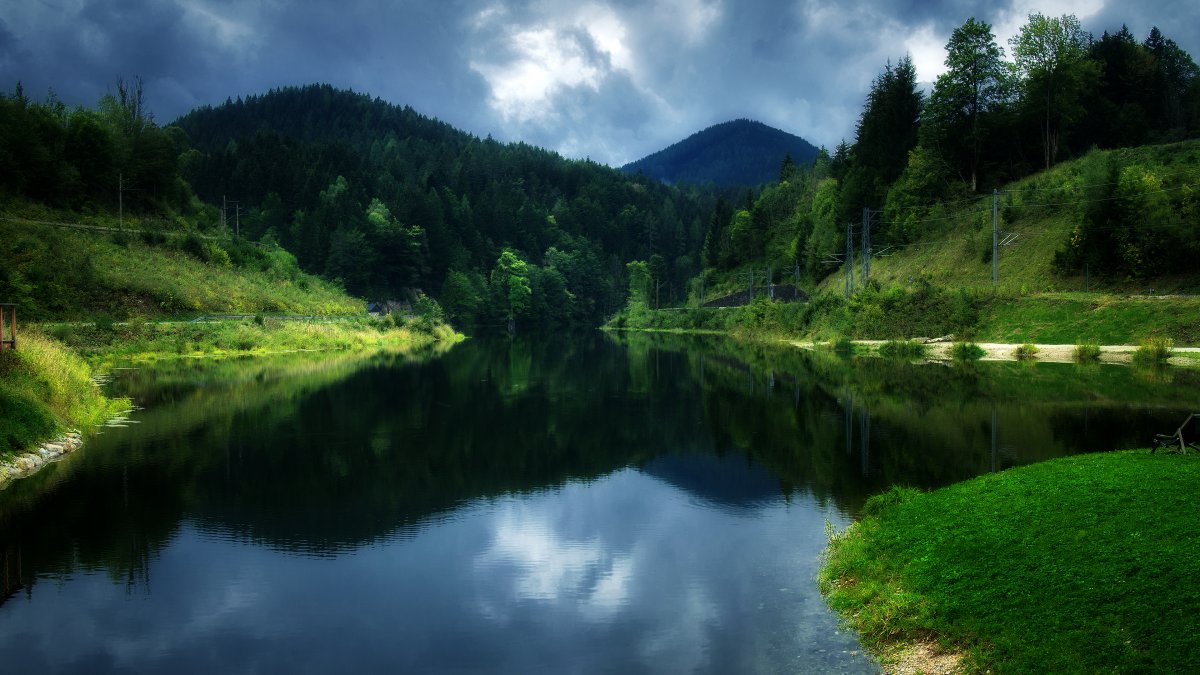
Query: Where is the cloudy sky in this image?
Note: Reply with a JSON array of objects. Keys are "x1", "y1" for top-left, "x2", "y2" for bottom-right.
[{"x1": 3, "y1": 0, "x2": 1198, "y2": 166}]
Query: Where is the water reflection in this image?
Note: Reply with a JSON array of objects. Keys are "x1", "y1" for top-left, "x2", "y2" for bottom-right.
[
  {"x1": 467, "y1": 471, "x2": 862, "y2": 673},
  {"x1": 1, "y1": 334, "x2": 1198, "y2": 672}
]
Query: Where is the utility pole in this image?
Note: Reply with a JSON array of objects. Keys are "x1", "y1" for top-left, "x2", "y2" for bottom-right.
[
  {"x1": 235, "y1": 203, "x2": 242, "y2": 238},
  {"x1": 992, "y1": 189, "x2": 999, "y2": 288},
  {"x1": 861, "y1": 207, "x2": 871, "y2": 285},
  {"x1": 844, "y1": 222, "x2": 854, "y2": 298}
]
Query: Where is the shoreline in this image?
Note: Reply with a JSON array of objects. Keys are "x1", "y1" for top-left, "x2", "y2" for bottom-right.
[
  {"x1": 795, "y1": 339, "x2": 1200, "y2": 365},
  {"x1": 818, "y1": 451, "x2": 1200, "y2": 673},
  {"x1": 0, "y1": 430, "x2": 85, "y2": 490},
  {"x1": 0, "y1": 325, "x2": 464, "y2": 490}
]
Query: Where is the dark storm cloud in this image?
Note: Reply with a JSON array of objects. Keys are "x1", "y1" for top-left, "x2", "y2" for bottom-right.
[
  {"x1": 1088, "y1": 0, "x2": 1200, "y2": 52},
  {"x1": 0, "y1": 20, "x2": 31, "y2": 70},
  {"x1": 2, "y1": 1, "x2": 1199, "y2": 166}
]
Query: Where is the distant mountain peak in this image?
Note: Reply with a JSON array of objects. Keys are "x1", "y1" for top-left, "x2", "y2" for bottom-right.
[{"x1": 621, "y1": 119, "x2": 820, "y2": 187}]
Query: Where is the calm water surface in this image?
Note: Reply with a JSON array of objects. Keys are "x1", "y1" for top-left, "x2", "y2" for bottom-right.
[{"x1": 1, "y1": 334, "x2": 1197, "y2": 673}]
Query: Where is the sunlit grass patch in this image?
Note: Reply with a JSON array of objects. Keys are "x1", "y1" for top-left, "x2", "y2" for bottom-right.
[
  {"x1": 819, "y1": 451, "x2": 1200, "y2": 673},
  {"x1": 0, "y1": 331, "x2": 128, "y2": 458}
]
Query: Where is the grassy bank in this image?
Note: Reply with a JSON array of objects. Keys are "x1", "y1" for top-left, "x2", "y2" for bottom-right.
[
  {"x1": 1, "y1": 319, "x2": 460, "y2": 467},
  {"x1": 818, "y1": 451, "x2": 1200, "y2": 673},
  {"x1": 0, "y1": 332, "x2": 129, "y2": 460},
  {"x1": 1, "y1": 215, "x2": 360, "y2": 320},
  {"x1": 0, "y1": 205, "x2": 465, "y2": 481},
  {"x1": 611, "y1": 288, "x2": 1200, "y2": 347},
  {"x1": 41, "y1": 316, "x2": 461, "y2": 362}
]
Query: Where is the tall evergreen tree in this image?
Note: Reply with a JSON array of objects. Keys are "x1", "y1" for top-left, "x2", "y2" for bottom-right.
[
  {"x1": 1144, "y1": 27, "x2": 1200, "y2": 134},
  {"x1": 839, "y1": 56, "x2": 923, "y2": 229},
  {"x1": 1085, "y1": 27, "x2": 1156, "y2": 147}
]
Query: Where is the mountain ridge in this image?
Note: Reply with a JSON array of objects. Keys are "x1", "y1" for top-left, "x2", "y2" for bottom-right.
[{"x1": 622, "y1": 119, "x2": 820, "y2": 187}]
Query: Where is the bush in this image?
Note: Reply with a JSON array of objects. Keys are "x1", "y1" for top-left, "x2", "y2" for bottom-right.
[
  {"x1": 411, "y1": 292, "x2": 446, "y2": 334},
  {"x1": 951, "y1": 342, "x2": 986, "y2": 361},
  {"x1": 1134, "y1": 336, "x2": 1174, "y2": 365},
  {"x1": 831, "y1": 335, "x2": 854, "y2": 355},
  {"x1": 1073, "y1": 342, "x2": 1101, "y2": 363},
  {"x1": 1013, "y1": 343, "x2": 1039, "y2": 360},
  {"x1": 878, "y1": 340, "x2": 927, "y2": 359}
]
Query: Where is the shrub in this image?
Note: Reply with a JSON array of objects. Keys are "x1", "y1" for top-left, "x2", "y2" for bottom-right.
[
  {"x1": 1073, "y1": 342, "x2": 1101, "y2": 363},
  {"x1": 1013, "y1": 343, "x2": 1039, "y2": 360},
  {"x1": 878, "y1": 340, "x2": 927, "y2": 359},
  {"x1": 1134, "y1": 336, "x2": 1173, "y2": 365},
  {"x1": 94, "y1": 315, "x2": 116, "y2": 332},
  {"x1": 951, "y1": 342, "x2": 986, "y2": 361},
  {"x1": 831, "y1": 335, "x2": 854, "y2": 355}
]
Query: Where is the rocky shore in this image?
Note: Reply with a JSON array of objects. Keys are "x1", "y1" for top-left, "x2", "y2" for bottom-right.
[{"x1": 0, "y1": 431, "x2": 84, "y2": 489}]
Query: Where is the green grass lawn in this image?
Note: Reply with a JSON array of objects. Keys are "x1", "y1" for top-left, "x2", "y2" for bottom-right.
[
  {"x1": 978, "y1": 293, "x2": 1200, "y2": 345},
  {"x1": 819, "y1": 451, "x2": 1200, "y2": 673}
]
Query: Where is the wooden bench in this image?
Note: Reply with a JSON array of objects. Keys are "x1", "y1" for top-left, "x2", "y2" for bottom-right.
[{"x1": 1153, "y1": 413, "x2": 1200, "y2": 454}]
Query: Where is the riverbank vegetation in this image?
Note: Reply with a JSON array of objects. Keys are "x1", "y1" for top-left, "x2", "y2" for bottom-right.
[
  {"x1": 609, "y1": 288, "x2": 1200, "y2": 348},
  {"x1": 0, "y1": 332, "x2": 128, "y2": 460},
  {"x1": 819, "y1": 451, "x2": 1200, "y2": 673},
  {"x1": 0, "y1": 211, "x2": 360, "y2": 320},
  {"x1": 44, "y1": 316, "x2": 459, "y2": 362}
]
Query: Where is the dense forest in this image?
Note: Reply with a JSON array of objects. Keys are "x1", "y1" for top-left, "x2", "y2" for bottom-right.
[
  {"x1": 620, "y1": 119, "x2": 820, "y2": 187},
  {"x1": 0, "y1": 78, "x2": 192, "y2": 214},
  {"x1": 173, "y1": 87, "x2": 714, "y2": 328},
  {"x1": 702, "y1": 16, "x2": 1200, "y2": 288},
  {"x1": 0, "y1": 83, "x2": 715, "y2": 330}
]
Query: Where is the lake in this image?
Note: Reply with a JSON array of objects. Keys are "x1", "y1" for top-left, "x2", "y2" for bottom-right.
[{"x1": 1, "y1": 334, "x2": 1197, "y2": 673}]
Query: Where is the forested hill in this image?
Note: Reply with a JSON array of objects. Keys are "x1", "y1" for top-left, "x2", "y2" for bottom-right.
[
  {"x1": 173, "y1": 84, "x2": 713, "y2": 328},
  {"x1": 621, "y1": 119, "x2": 820, "y2": 187}
]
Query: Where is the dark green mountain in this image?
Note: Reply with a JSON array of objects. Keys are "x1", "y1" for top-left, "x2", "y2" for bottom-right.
[
  {"x1": 173, "y1": 84, "x2": 714, "y2": 328},
  {"x1": 622, "y1": 119, "x2": 820, "y2": 187}
]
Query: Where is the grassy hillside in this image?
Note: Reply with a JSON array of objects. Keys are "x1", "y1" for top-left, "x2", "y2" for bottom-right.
[
  {"x1": 1, "y1": 203, "x2": 362, "y2": 320},
  {"x1": 0, "y1": 202, "x2": 463, "y2": 468},
  {"x1": 821, "y1": 141, "x2": 1200, "y2": 296},
  {"x1": 620, "y1": 141, "x2": 1200, "y2": 345}
]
